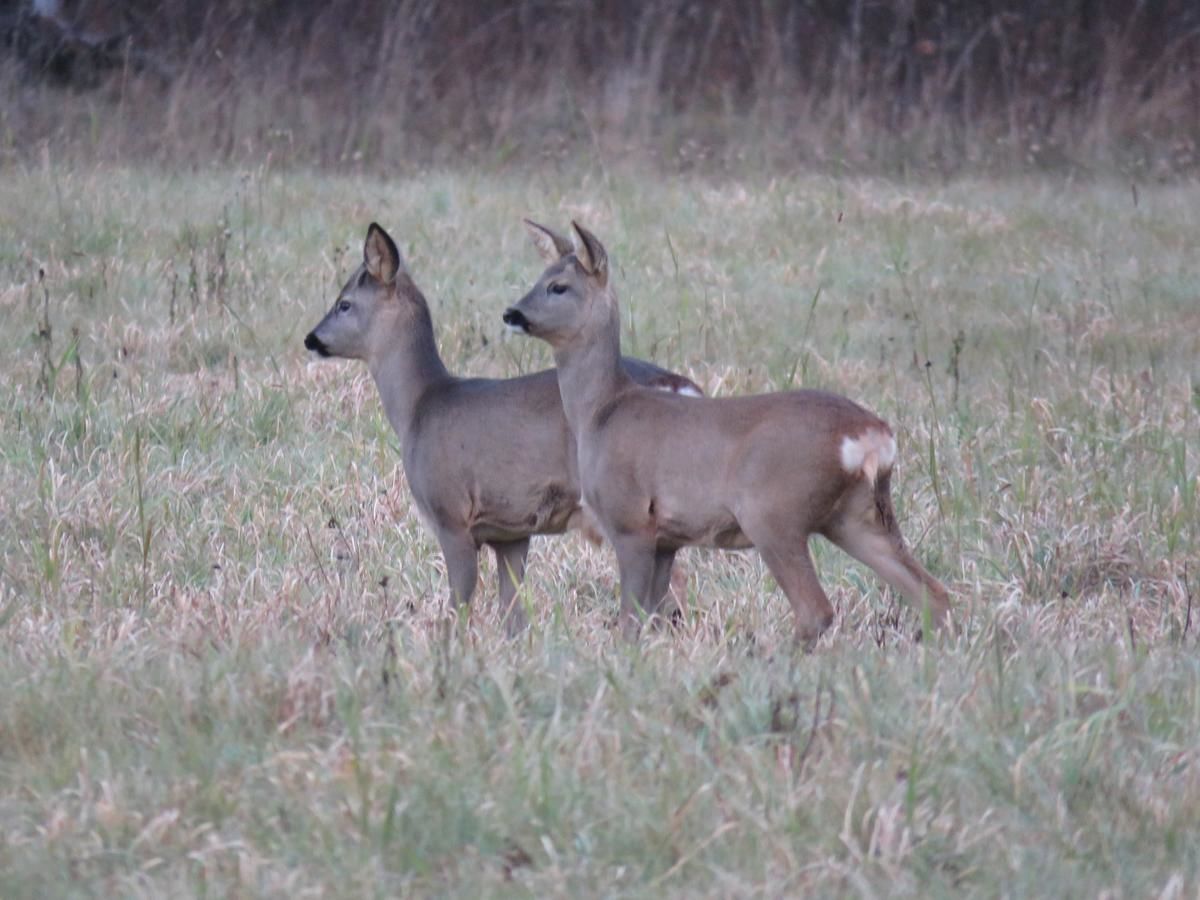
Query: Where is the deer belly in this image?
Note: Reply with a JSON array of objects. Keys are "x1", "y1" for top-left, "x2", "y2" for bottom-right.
[
  {"x1": 472, "y1": 482, "x2": 579, "y2": 541},
  {"x1": 711, "y1": 524, "x2": 754, "y2": 550},
  {"x1": 655, "y1": 506, "x2": 753, "y2": 550}
]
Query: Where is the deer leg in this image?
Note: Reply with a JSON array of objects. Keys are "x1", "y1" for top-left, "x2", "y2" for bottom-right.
[
  {"x1": 435, "y1": 528, "x2": 479, "y2": 619},
  {"x1": 826, "y1": 522, "x2": 951, "y2": 630},
  {"x1": 490, "y1": 538, "x2": 531, "y2": 636},
  {"x1": 666, "y1": 558, "x2": 690, "y2": 621},
  {"x1": 823, "y1": 478, "x2": 951, "y2": 631},
  {"x1": 610, "y1": 534, "x2": 658, "y2": 640},
  {"x1": 756, "y1": 541, "x2": 836, "y2": 649},
  {"x1": 737, "y1": 508, "x2": 834, "y2": 646},
  {"x1": 647, "y1": 547, "x2": 679, "y2": 624}
]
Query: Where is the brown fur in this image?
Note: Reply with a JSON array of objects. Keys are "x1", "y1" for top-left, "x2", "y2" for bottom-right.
[
  {"x1": 503, "y1": 221, "x2": 951, "y2": 645},
  {"x1": 304, "y1": 223, "x2": 701, "y2": 635}
]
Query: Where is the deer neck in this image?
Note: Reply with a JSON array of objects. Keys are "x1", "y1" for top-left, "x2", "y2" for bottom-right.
[
  {"x1": 552, "y1": 301, "x2": 629, "y2": 437},
  {"x1": 367, "y1": 298, "x2": 451, "y2": 448}
]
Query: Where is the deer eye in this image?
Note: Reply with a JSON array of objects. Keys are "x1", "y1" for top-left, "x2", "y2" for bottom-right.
[
  {"x1": 549, "y1": 283, "x2": 568, "y2": 295},
  {"x1": 337, "y1": 300, "x2": 352, "y2": 313}
]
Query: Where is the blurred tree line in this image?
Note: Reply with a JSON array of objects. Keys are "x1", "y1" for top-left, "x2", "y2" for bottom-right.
[{"x1": 3, "y1": 0, "x2": 1197, "y2": 173}]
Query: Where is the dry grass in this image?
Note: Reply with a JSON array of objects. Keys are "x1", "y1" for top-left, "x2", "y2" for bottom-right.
[
  {"x1": 0, "y1": 160, "x2": 1198, "y2": 896},
  {"x1": 4, "y1": 0, "x2": 1200, "y2": 177}
]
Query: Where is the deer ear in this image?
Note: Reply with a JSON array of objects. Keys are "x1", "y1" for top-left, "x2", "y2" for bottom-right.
[
  {"x1": 571, "y1": 221, "x2": 608, "y2": 287},
  {"x1": 364, "y1": 223, "x2": 404, "y2": 285},
  {"x1": 523, "y1": 219, "x2": 573, "y2": 264}
]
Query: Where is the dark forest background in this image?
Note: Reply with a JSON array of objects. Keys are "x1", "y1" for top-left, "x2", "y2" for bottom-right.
[{"x1": 3, "y1": 0, "x2": 1199, "y2": 175}]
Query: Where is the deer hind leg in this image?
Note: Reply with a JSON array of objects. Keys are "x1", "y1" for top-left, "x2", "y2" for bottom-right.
[
  {"x1": 755, "y1": 541, "x2": 836, "y2": 649},
  {"x1": 663, "y1": 553, "x2": 690, "y2": 623},
  {"x1": 490, "y1": 538, "x2": 531, "y2": 636},
  {"x1": 736, "y1": 509, "x2": 834, "y2": 646},
  {"x1": 824, "y1": 481, "x2": 951, "y2": 631},
  {"x1": 648, "y1": 547, "x2": 679, "y2": 625}
]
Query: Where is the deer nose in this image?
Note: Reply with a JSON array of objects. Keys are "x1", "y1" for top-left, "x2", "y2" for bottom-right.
[
  {"x1": 304, "y1": 332, "x2": 330, "y2": 356},
  {"x1": 502, "y1": 308, "x2": 530, "y2": 333}
]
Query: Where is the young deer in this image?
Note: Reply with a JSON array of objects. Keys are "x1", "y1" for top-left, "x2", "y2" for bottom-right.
[
  {"x1": 503, "y1": 220, "x2": 952, "y2": 645},
  {"x1": 304, "y1": 223, "x2": 701, "y2": 635}
]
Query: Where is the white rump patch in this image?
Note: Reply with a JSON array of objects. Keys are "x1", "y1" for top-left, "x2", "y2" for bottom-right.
[
  {"x1": 840, "y1": 429, "x2": 897, "y2": 484},
  {"x1": 650, "y1": 383, "x2": 703, "y2": 397}
]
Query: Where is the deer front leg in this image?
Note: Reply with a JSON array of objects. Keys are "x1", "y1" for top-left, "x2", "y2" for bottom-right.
[
  {"x1": 435, "y1": 527, "x2": 480, "y2": 620},
  {"x1": 490, "y1": 538, "x2": 531, "y2": 636},
  {"x1": 610, "y1": 534, "x2": 659, "y2": 640}
]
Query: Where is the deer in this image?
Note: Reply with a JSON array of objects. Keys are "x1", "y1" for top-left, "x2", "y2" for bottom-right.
[
  {"x1": 502, "y1": 220, "x2": 952, "y2": 646},
  {"x1": 304, "y1": 223, "x2": 701, "y2": 635}
]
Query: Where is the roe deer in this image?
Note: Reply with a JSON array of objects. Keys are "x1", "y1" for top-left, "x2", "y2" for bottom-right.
[
  {"x1": 304, "y1": 223, "x2": 701, "y2": 635},
  {"x1": 502, "y1": 220, "x2": 952, "y2": 646}
]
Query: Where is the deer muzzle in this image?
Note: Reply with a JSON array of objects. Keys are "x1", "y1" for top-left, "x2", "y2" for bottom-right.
[
  {"x1": 502, "y1": 307, "x2": 531, "y2": 334},
  {"x1": 304, "y1": 331, "x2": 331, "y2": 356}
]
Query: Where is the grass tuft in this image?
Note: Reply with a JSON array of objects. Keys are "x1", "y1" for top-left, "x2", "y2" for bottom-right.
[{"x1": 0, "y1": 165, "x2": 1198, "y2": 895}]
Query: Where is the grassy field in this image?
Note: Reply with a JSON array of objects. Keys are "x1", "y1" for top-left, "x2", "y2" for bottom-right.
[{"x1": 0, "y1": 160, "x2": 1198, "y2": 897}]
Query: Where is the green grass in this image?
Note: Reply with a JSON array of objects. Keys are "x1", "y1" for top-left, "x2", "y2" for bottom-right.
[{"x1": 1, "y1": 161, "x2": 1198, "y2": 896}]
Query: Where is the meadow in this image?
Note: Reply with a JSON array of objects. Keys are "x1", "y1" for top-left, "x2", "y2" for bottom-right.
[{"x1": 0, "y1": 160, "x2": 1197, "y2": 897}]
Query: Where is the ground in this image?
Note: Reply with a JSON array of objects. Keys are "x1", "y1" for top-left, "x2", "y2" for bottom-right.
[{"x1": 0, "y1": 164, "x2": 1197, "y2": 896}]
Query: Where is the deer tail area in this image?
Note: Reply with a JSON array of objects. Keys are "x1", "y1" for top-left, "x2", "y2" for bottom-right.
[{"x1": 839, "y1": 428, "x2": 897, "y2": 488}]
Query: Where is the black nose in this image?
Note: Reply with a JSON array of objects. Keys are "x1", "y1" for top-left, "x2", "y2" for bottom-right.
[
  {"x1": 304, "y1": 332, "x2": 330, "y2": 356},
  {"x1": 502, "y1": 308, "x2": 529, "y2": 331}
]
